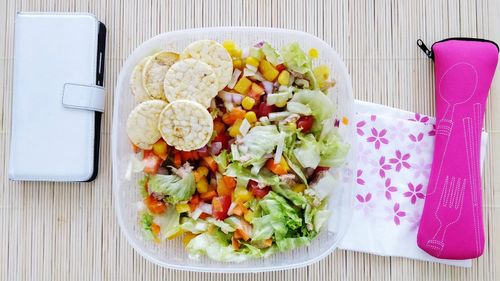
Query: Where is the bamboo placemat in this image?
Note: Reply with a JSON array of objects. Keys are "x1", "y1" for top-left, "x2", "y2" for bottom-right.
[{"x1": 1, "y1": 0, "x2": 499, "y2": 280}]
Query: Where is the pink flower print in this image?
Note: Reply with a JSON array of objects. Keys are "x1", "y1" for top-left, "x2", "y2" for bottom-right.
[
  {"x1": 355, "y1": 192, "x2": 376, "y2": 216},
  {"x1": 381, "y1": 178, "x2": 397, "y2": 200},
  {"x1": 388, "y1": 120, "x2": 410, "y2": 142},
  {"x1": 428, "y1": 124, "x2": 436, "y2": 136},
  {"x1": 412, "y1": 158, "x2": 432, "y2": 179},
  {"x1": 366, "y1": 128, "x2": 389, "y2": 150},
  {"x1": 356, "y1": 120, "x2": 366, "y2": 136},
  {"x1": 389, "y1": 150, "x2": 411, "y2": 172},
  {"x1": 407, "y1": 133, "x2": 429, "y2": 154},
  {"x1": 392, "y1": 203, "x2": 406, "y2": 225},
  {"x1": 373, "y1": 156, "x2": 392, "y2": 178},
  {"x1": 370, "y1": 115, "x2": 377, "y2": 122},
  {"x1": 356, "y1": 169, "x2": 365, "y2": 186},
  {"x1": 403, "y1": 183, "x2": 425, "y2": 204},
  {"x1": 409, "y1": 113, "x2": 430, "y2": 124}
]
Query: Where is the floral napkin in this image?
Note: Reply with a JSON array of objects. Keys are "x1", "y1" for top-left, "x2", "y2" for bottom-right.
[{"x1": 338, "y1": 101, "x2": 488, "y2": 267}]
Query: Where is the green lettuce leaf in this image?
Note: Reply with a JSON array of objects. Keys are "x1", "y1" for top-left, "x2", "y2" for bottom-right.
[
  {"x1": 157, "y1": 207, "x2": 181, "y2": 240},
  {"x1": 318, "y1": 131, "x2": 349, "y2": 168},
  {"x1": 148, "y1": 173, "x2": 195, "y2": 204},
  {"x1": 276, "y1": 237, "x2": 311, "y2": 251},
  {"x1": 139, "y1": 211, "x2": 156, "y2": 242},
  {"x1": 293, "y1": 133, "x2": 321, "y2": 169},
  {"x1": 180, "y1": 218, "x2": 209, "y2": 234},
  {"x1": 259, "y1": 191, "x2": 302, "y2": 232},
  {"x1": 236, "y1": 125, "x2": 280, "y2": 165},
  {"x1": 138, "y1": 176, "x2": 149, "y2": 199},
  {"x1": 225, "y1": 162, "x2": 280, "y2": 187},
  {"x1": 262, "y1": 42, "x2": 282, "y2": 66},
  {"x1": 313, "y1": 209, "x2": 331, "y2": 232},
  {"x1": 271, "y1": 184, "x2": 308, "y2": 208},
  {"x1": 290, "y1": 89, "x2": 334, "y2": 133},
  {"x1": 280, "y1": 42, "x2": 318, "y2": 89},
  {"x1": 213, "y1": 149, "x2": 229, "y2": 173}
]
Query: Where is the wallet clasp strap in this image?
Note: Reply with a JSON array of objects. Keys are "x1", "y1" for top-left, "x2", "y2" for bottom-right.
[{"x1": 62, "y1": 83, "x2": 105, "y2": 112}]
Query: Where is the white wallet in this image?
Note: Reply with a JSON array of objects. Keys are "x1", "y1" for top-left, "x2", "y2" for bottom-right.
[{"x1": 9, "y1": 13, "x2": 106, "y2": 182}]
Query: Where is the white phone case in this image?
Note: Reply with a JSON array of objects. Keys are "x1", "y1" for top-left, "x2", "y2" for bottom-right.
[{"x1": 9, "y1": 12, "x2": 106, "y2": 182}]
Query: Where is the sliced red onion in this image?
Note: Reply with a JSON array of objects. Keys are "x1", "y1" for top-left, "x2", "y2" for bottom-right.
[
  {"x1": 209, "y1": 142, "x2": 222, "y2": 155},
  {"x1": 254, "y1": 41, "x2": 266, "y2": 48},
  {"x1": 231, "y1": 94, "x2": 243, "y2": 104},
  {"x1": 262, "y1": 80, "x2": 274, "y2": 94}
]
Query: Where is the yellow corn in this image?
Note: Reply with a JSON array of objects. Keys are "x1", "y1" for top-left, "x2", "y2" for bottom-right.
[
  {"x1": 245, "y1": 57, "x2": 260, "y2": 68},
  {"x1": 313, "y1": 65, "x2": 330, "y2": 81},
  {"x1": 196, "y1": 166, "x2": 209, "y2": 177},
  {"x1": 277, "y1": 70, "x2": 290, "y2": 86},
  {"x1": 222, "y1": 40, "x2": 236, "y2": 52},
  {"x1": 230, "y1": 47, "x2": 242, "y2": 58},
  {"x1": 292, "y1": 184, "x2": 306, "y2": 193},
  {"x1": 244, "y1": 210, "x2": 255, "y2": 223},
  {"x1": 233, "y1": 58, "x2": 245, "y2": 69},
  {"x1": 245, "y1": 111, "x2": 257, "y2": 123},
  {"x1": 258, "y1": 60, "x2": 280, "y2": 81},
  {"x1": 196, "y1": 177, "x2": 209, "y2": 193},
  {"x1": 241, "y1": 96, "x2": 256, "y2": 110},
  {"x1": 308, "y1": 48, "x2": 319, "y2": 58},
  {"x1": 175, "y1": 203, "x2": 191, "y2": 213},
  {"x1": 228, "y1": 120, "x2": 243, "y2": 137}
]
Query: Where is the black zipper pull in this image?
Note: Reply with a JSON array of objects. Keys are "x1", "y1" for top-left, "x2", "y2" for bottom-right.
[{"x1": 417, "y1": 39, "x2": 433, "y2": 59}]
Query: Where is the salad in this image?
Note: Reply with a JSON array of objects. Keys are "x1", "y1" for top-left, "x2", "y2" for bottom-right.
[{"x1": 125, "y1": 39, "x2": 349, "y2": 262}]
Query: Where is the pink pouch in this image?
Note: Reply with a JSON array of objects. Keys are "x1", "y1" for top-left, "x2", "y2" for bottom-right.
[{"x1": 416, "y1": 38, "x2": 498, "y2": 259}]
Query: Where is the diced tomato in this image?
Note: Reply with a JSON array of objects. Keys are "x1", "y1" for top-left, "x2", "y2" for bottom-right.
[
  {"x1": 315, "y1": 166, "x2": 330, "y2": 173},
  {"x1": 199, "y1": 213, "x2": 211, "y2": 219},
  {"x1": 232, "y1": 203, "x2": 248, "y2": 216},
  {"x1": 180, "y1": 151, "x2": 199, "y2": 162},
  {"x1": 173, "y1": 151, "x2": 182, "y2": 168},
  {"x1": 200, "y1": 190, "x2": 218, "y2": 202},
  {"x1": 246, "y1": 90, "x2": 262, "y2": 106},
  {"x1": 255, "y1": 101, "x2": 277, "y2": 118},
  {"x1": 213, "y1": 120, "x2": 226, "y2": 135},
  {"x1": 248, "y1": 180, "x2": 271, "y2": 199},
  {"x1": 212, "y1": 195, "x2": 232, "y2": 220},
  {"x1": 201, "y1": 156, "x2": 218, "y2": 173},
  {"x1": 222, "y1": 107, "x2": 246, "y2": 125},
  {"x1": 143, "y1": 150, "x2": 163, "y2": 174},
  {"x1": 144, "y1": 194, "x2": 167, "y2": 214},
  {"x1": 222, "y1": 176, "x2": 237, "y2": 190},
  {"x1": 297, "y1": 116, "x2": 315, "y2": 133},
  {"x1": 189, "y1": 194, "x2": 201, "y2": 212},
  {"x1": 275, "y1": 64, "x2": 286, "y2": 72}
]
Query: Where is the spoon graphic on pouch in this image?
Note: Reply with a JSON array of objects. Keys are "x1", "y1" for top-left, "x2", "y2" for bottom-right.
[{"x1": 426, "y1": 62, "x2": 477, "y2": 196}]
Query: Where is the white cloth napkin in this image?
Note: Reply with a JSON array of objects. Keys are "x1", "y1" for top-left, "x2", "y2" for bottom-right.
[{"x1": 338, "y1": 101, "x2": 488, "y2": 267}]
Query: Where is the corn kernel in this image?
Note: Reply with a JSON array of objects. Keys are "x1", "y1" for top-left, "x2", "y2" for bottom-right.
[
  {"x1": 175, "y1": 203, "x2": 191, "y2": 213},
  {"x1": 244, "y1": 210, "x2": 255, "y2": 223},
  {"x1": 277, "y1": 70, "x2": 290, "y2": 86},
  {"x1": 258, "y1": 60, "x2": 280, "y2": 81},
  {"x1": 233, "y1": 58, "x2": 245, "y2": 69},
  {"x1": 279, "y1": 157, "x2": 290, "y2": 171},
  {"x1": 245, "y1": 111, "x2": 257, "y2": 123},
  {"x1": 228, "y1": 120, "x2": 243, "y2": 137},
  {"x1": 222, "y1": 40, "x2": 236, "y2": 52},
  {"x1": 245, "y1": 57, "x2": 260, "y2": 68},
  {"x1": 183, "y1": 232, "x2": 197, "y2": 246},
  {"x1": 309, "y1": 48, "x2": 319, "y2": 58},
  {"x1": 241, "y1": 97, "x2": 256, "y2": 110},
  {"x1": 230, "y1": 47, "x2": 242, "y2": 58},
  {"x1": 196, "y1": 177, "x2": 209, "y2": 193},
  {"x1": 292, "y1": 184, "x2": 306, "y2": 193},
  {"x1": 313, "y1": 65, "x2": 330, "y2": 81},
  {"x1": 234, "y1": 77, "x2": 253, "y2": 95},
  {"x1": 197, "y1": 166, "x2": 209, "y2": 177}
]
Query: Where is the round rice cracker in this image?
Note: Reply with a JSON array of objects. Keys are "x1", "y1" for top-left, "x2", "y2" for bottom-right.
[
  {"x1": 163, "y1": 58, "x2": 218, "y2": 108},
  {"x1": 130, "y1": 56, "x2": 152, "y2": 102},
  {"x1": 158, "y1": 100, "x2": 214, "y2": 151},
  {"x1": 126, "y1": 100, "x2": 168, "y2": 150},
  {"x1": 180, "y1": 40, "x2": 233, "y2": 90},
  {"x1": 142, "y1": 51, "x2": 179, "y2": 100}
]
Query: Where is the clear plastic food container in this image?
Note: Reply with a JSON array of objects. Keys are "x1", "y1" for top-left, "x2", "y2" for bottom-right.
[{"x1": 112, "y1": 27, "x2": 356, "y2": 273}]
